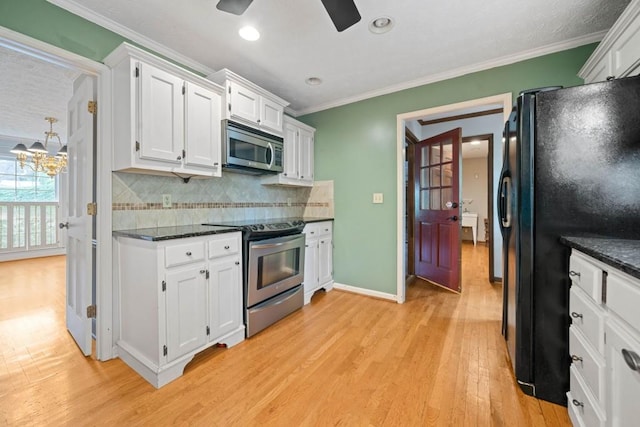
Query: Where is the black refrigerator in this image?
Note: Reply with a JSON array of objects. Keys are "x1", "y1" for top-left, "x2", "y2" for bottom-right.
[{"x1": 497, "y1": 76, "x2": 640, "y2": 405}]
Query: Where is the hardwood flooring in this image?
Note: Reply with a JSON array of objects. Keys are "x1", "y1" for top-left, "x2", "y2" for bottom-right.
[{"x1": 0, "y1": 245, "x2": 570, "y2": 426}]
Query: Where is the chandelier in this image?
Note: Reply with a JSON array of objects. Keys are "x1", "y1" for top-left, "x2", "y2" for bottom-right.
[{"x1": 10, "y1": 117, "x2": 68, "y2": 177}]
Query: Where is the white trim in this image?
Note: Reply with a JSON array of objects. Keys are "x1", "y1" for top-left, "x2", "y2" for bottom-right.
[
  {"x1": 0, "y1": 25, "x2": 114, "y2": 362},
  {"x1": 46, "y1": 0, "x2": 215, "y2": 76},
  {"x1": 293, "y1": 32, "x2": 604, "y2": 117},
  {"x1": 333, "y1": 282, "x2": 399, "y2": 303},
  {"x1": 396, "y1": 93, "x2": 512, "y2": 303},
  {"x1": 0, "y1": 247, "x2": 66, "y2": 262}
]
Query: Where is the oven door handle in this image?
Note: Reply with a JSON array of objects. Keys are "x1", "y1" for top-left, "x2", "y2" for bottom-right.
[{"x1": 251, "y1": 241, "x2": 287, "y2": 249}]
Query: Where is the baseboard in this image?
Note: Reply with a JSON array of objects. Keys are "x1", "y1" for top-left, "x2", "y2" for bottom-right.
[
  {"x1": 0, "y1": 247, "x2": 66, "y2": 262},
  {"x1": 332, "y1": 282, "x2": 399, "y2": 302}
]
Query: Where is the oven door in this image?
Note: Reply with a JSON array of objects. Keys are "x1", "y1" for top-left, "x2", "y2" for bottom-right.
[{"x1": 246, "y1": 233, "x2": 305, "y2": 307}]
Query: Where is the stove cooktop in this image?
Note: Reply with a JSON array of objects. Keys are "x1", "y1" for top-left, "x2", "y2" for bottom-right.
[{"x1": 203, "y1": 217, "x2": 305, "y2": 237}]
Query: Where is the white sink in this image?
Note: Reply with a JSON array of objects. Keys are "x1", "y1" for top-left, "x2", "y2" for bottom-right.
[{"x1": 461, "y1": 213, "x2": 478, "y2": 245}]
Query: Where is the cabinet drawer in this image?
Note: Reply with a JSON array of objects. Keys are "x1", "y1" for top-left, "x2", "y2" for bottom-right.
[
  {"x1": 208, "y1": 235, "x2": 240, "y2": 259},
  {"x1": 570, "y1": 286, "x2": 606, "y2": 355},
  {"x1": 304, "y1": 222, "x2": 332, "y2": 238},
  {"x1": 569, "y1": 253, "x2": 603, "y2": 302},
  {"x1": 568, "y1": 366, "x2": 606, "y2": 427},
  {"x1": 607, "y1": 271, "x2": 640, "y2": 335},
  {"x1": 569, "y1": 326, "x2": 606, "y2": 405},
  {"x1": 165, "y1": 241, "x2": 206, "y2": 268}
]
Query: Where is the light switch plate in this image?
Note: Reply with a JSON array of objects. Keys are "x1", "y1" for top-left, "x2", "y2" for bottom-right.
[
  {"x1": 162, "y1": 194, "x2": 172, "y2": 208},
  {"x1": 373, "y1": 193, "x2": 384, "y2": 204}
]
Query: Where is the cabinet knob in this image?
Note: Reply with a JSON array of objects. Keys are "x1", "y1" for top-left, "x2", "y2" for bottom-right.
[
  {"x1": 571, "y1": 355, "x2": 583, "y2": 363},
  {"x1": 569, "y1": 270, "x2": 581, "y2": 278},
  {"x1": 186, "y1": 251, "x2": 192, "y2": 256},
  {"x1": 606, "y1": 75, "x2": 615, "y2": 81},
  {"x1": 570, "y1": 311, "x2": 583, "y2": 319},
  {"x1": 284, "y1": 173, "x2": 287, "y2": 176},
  {"x1": 200, "y1": 269, "x2": 206, "y2": 274},
  {"x1": 235, "y1": 261, "x2": 240, "y2": 265},
  {"x1": 224, "y1": 245, "x2": 230, "y2": 249},
  {"x1": 571, "y1": 399, "x2": 584, "y2": 408},
  {"x1": 59, "y1": 222, "x2": 69, "y2": 229},
  {"x1": 301, "y1": 175, "x2": 304, "y2": 179},
  {"x1": 214, "y1": 162, "x2": 219, "y2": 166},
  {"x1": 622, "y1": 349, "x2": 640, "y2": 371},
  {"x1": 257, "y1": 119, "x2": 261, "y2": 123},
  {"x1": 177, "y1": 156, "x2": 182, "y2": 160}
]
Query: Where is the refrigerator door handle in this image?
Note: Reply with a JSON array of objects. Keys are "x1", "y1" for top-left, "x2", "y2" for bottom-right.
[{"x1": 500, "y1": 176, "x2": 512, "y2": 228}]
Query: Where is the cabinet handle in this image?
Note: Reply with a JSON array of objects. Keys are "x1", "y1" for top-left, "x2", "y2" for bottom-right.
[
  {"x1": 622, "y1": 349, "x2": 640, "y2": 371},
  {"x1": 257, "y1": 119, "x2": 261, "y2": 123},
  {"x1": 186, "y1": 251, "x2": 192, "y2": 256},
  {"x1": 324, "y1": 228, "x2": 329, "y2": 232},
  {"x1": 571, "y1": 355, "x2": 583, "y2": 363},
  {"x1": 301, "y1": 175, "x2": 304, "y2": 179},
  {"x1": 569, "y1": 270, "x2": 581, "y2": 278},
  {"x1": 224, "y1": 245, "x2": 230, "y2": 250},
  {"x1": 177, "y1": 156, "x2": 182, "y2": 160},
  {"x1": 310, "y1": 231, "x2": 315, "y2": 235},
  {"x1": 284, "y1": 173, "x2": 287, "y2": 176},
  {"x1": 571, "y1": 312, "x2": 583, "y2": 319},
  {"x1": 571, "y1": 399, "x2": 584, "y2": 408},
  {"x1": 235, "y1": 261, "x2": 240, "y2": 265},
  {"x1": 214, "y1": 162, "x2": 219, "y2": 166},
  {"x1": 200, "y1": 269, "x2": 206, "y2": 274}
]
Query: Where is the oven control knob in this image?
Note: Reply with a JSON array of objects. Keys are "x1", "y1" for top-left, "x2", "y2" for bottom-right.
[
  {"x1": 251, "y1": 225, "x2": 258, "y2": 230},
  {"x1": 259, "y1": 224, "x2": 265, "y2": 230}
]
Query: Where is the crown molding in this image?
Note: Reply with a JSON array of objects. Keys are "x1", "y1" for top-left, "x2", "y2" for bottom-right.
[
  {"x1": 292, "y1": 31, "x2": 606, "y2": 117},
  {"x1": 46, "y1": 0, "x2": 215, "y2": 76}
]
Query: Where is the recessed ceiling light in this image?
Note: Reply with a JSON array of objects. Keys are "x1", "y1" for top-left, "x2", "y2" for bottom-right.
[
  {"x1": 305, "y1": 77, "x2": 322, "y2": 86},
  {"x1": 369, "y1": 16, "x2": 394, "y2": 34},
  {"x1": 239, "y1": 26, "x2": 260, "y2": 41}
]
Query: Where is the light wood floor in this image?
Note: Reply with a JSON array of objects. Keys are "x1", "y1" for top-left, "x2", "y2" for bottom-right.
[{"x1": 0, "y1": 245, "x2": 570, "y2": 426}]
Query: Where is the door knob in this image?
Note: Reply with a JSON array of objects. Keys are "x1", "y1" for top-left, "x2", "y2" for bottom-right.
[
  {"x1": 447, "y1": 216, "x2": 459, "y2": 221},
  {"x1": 59, "y1": 222, "x2": 69, "y2": 229}
]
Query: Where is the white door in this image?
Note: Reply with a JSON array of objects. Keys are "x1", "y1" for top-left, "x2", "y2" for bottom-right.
[
  {"x1": 65, "y1": 75, "x2": 96, "y2": 356},
  {"x1": 283, "y1": 123, "x2": 298, "y2": 178},
  {"x1": 259, "y1": 97, "x2": 283, "y2": 133},
  {"x1": 209, "y1": 258, "x2": 242, "y2": 338},
  {"x1": 298, "y1": 127, "x2": 314, "y2": 182},
  {"x1": 184, "y1": 82, "x2": 221, "y2": 173},
  {"x1": 229, "y1": 82, "x2": 260, "y2": 124}
]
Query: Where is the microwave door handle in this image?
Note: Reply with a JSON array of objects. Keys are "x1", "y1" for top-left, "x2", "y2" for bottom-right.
[{"x1": 266, "y1": 142, "x2": 274, "y2": 168}]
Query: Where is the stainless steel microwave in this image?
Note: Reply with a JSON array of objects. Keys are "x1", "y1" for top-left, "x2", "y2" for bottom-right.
[{"x1": 221, "y1": 120, "x2": 283, "y2": 175}]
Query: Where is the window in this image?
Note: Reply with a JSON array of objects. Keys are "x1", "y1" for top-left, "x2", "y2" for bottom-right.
[{"x1": 0, "y1": 156, "x2": 58, "y2": 202}]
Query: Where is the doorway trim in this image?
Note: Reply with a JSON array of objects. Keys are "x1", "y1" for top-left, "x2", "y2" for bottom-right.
[
  {"x1": 396, "y1": 93, "x2": 512, "y2": 303},
  {"x1": 0, "y1": 26, "x2": 114, "y2": 361}
]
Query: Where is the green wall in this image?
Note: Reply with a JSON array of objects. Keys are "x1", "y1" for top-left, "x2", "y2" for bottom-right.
[
  {"x1": 300, "y1": 45, "x2": 596, "y2": 295},
  {"x1": 0, "y1": 0, "x2": 596, "y2": 295}
]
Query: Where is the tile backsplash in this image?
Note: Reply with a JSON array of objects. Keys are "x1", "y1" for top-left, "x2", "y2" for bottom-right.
[{"x1": 112, "y1": 171, "x2": 333, "y2": 230}]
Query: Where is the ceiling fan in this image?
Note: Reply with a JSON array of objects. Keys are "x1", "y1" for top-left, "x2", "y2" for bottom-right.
[{"x1": 216, "y1": 0, "x2": 361, "y2": 32}]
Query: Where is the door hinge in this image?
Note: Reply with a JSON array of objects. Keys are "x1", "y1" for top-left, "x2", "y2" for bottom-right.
[
  {"x1": 228, "y1": 103, "x2": 231, "y2": 112},
  {"x1": 206, "y1": 326, "x2": 210, "y2": 336},
  {"x1": 602, "y1": 271, "x2": 608, "y2": 304},
  {"x1": 206, "y1": 270, "x2": 210, "y2": 279},
  {"x1": 162, "y1": 280, "x2": 166, "y2": 292},
  {"x1": 228, "y1": 86, "x2": 231, "y2": 94},
  {"x1": 135, "y1": 67, "x2": 139, "y2": 77},
  {"x1": 87, "y1": 100, "x2": 97, "y2": 115},
  {"x1": 86, "y1": 202, "x2": 97, "y2": 216},
  {"x1": 135, "y1": 141, "x2": 140, "y2": 152},
  {"x1": 86, "y1": 304, "x2": 97, "y2": 318},
  {"x1": 182, "y1": 84, "x2": 185, "y2": 95},
  {"x1": 163, "y1": 345, "x2": 167, "y2": 356},
  {"x1": 182, "y1": 149, "x2": 186, "y2": 159}
]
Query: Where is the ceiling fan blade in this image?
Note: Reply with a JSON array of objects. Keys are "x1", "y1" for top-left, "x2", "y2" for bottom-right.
[
  {"x1": 216, "y1": 0, "x2": 254, "y2": 15},
  {"x1": 320, "y1": 0, "x2": 361, "y2": 32}
]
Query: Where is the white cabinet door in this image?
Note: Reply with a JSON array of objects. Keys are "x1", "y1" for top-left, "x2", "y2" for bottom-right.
[
  {"x1": 229, "y1": 82, "x2": 260, "y2": 124},
  {"x1": 209, "y1": 257, "x2": 242, "y2": 339},
  {"x1": 139, "y1": 62, "x2": 184, "y2": 163},
  {"x1": 318, "y1": 235, "x2": 333, "y2": 286},
  {"x1": 298, "y1": 127, "x2": 314, "y2": 182},
  {"x1": 184, "y1": 82, "x2": 221, "y2": 173},
  {"x1": 605, "y1": 317, "x2": 640, "y2": 427},
  {"x1": 303, "y1": 236, "x2": 318, "y2": 293},
  {"x1": 260, "y1": 96, "x2": 284, "y2": 133},
  {"x1": 282, "y1": 122, "x2": 299, "y2": 179},
  {"x1": 165, "y1": 265, "x2": 208, "y2": 362}
]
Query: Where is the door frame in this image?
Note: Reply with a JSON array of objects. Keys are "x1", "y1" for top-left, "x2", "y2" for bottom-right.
[
  {"x1": 396, "y1": 93, "x2": 512, "y2": 303},
  {"x1": 0, "y1": 26, "x2": 114, "y2": 361}
]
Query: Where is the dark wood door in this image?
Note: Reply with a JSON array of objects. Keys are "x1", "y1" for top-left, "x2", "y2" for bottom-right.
[{"x1": 414, "y1": 128, "x2": 462, "y2": 292}]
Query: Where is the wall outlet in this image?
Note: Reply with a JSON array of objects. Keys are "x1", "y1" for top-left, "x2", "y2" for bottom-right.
[
  {"x1": 162, "y1": 194, "x2": 172, "y2": 208},
  {"x1": 373, "y1": 193, "x2": 384, "y2": 204}
]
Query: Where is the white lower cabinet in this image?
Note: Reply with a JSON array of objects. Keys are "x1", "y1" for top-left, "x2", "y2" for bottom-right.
[
  {"x1": 302, "y1": 221, "x2": 333, "y2": 305},
  {"x1": 568, "y1": 250, "x2": 640, "y2": 426},
  {"x1": 115, "y1": 232, "x2": 244, "y2": 388}
]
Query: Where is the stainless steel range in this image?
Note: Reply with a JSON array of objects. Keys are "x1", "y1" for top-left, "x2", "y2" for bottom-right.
[{"x1": 203, "y1": 218, "x2": 305, "y2": 337}]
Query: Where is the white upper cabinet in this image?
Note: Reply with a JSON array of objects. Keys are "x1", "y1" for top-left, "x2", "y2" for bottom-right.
[
  {"x1": 105, "y1": 43, "x2": 223, "y2": 178},
  {"x1": 580, "y1": 0, "x2": 640, "y2": 83},
  {"x1": 208, "y1": 68, "x2": 288, "y2": 136},
  {"x1": 262, "y1": 115, "x2": 315, "y2": 187}
]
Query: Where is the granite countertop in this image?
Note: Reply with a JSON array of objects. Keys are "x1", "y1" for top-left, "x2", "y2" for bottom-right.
[
  {"x1": 113, "y1": 224, "x2": 240, "y2": 241},
  {"x1": 560, "y1": 236, "x2": 640, "y2": 280}
]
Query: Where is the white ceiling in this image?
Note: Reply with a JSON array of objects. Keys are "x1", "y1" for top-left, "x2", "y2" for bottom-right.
[
  {"x1": 49, "y1": 0, "x2": 630, "y2": 115},
  {"x1": 0, "y1": 0, "x2": 631, "y2": 144}
]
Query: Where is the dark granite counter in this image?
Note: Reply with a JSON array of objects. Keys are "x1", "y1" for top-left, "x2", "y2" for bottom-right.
[
  {"x1": 302, "y1": 217, "x2": 334, "y2": 223},
  {"x1": 113, "y1": 225, "x2": 240, "y2": 241},
  {"x1": 560, "y1": 236, "x2": 640, "y2": 280}
]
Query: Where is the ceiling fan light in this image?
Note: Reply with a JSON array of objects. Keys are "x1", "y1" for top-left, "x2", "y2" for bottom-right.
[
  {"x1": 239, "y1": 26, "x2": 260, "y2": 41},
  {"x1": 369, "y1": 16, "x2": 394, "y2": 34}
]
